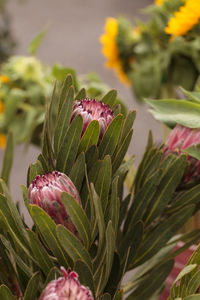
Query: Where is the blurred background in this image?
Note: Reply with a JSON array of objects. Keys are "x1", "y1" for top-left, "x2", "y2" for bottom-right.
[{"x1": 0, "y1": 0, "x2": 161, "y2": 207}]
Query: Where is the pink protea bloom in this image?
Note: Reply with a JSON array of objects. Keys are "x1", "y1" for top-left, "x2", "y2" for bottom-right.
[
  {"x1": 163, "y1": 124, "x2": 200, "y2": 186},
  {"x1": 39, "y1": 267, "x2": 94, "y2": 300},
  {"x1": 28, "y1": 171, "x2": 81, "y2": 234},
  {"x1": 71, "y1": 99, "x2": 114, "y2": 140}
]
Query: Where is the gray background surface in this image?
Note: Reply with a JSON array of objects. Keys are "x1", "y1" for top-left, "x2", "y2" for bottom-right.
[{"x1": 1, "y1": 0, "x2": 162, "y2": 218}]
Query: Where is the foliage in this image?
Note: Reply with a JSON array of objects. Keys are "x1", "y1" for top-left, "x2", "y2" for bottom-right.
[
  {"x1": 100, "y1": 0, "x2": 200, "y2": 102},
  {"x1": 0, "y1": 56, "x2": 126, "y2": 147},
  {"x1": 168, "y1": 244, "x2": 200, "y2": 299},
  {"x1": 0, "y1": 76, "x2": 200, "y2": 299}
]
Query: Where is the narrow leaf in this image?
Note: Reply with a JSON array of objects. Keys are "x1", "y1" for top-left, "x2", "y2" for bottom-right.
[
  {"x1": 56, "y1": 224, "x2": 92, "y2": 271},
  {"x1": 61, "y1": 192, "x2": 92, "y2": 249},
  {"x1": 24, "y1": 272, "x2": 41, "y2": 300},
  {"x1": 29, "y1": 205, "x2": 69, "y2": 268}
]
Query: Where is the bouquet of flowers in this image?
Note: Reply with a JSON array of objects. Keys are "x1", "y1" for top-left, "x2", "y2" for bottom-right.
[
  {"x1": 100, "y1": 0, "x2": 200, "y2": 102},
  {"x1": 0, "y1": 75, "x2": 200, "y2": 299}
]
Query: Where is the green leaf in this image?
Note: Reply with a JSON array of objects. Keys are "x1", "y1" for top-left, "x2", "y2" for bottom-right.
[
  {"x1": 98, "y1": 114, "x2": 123, "y2": 158},
  {"x1": 101, "y1": 89, "x2": 117, "y2": 108},
  {"x1": 112, "y1": 129, "x2": 133, "y2": 173},
  {"x1": 44, "y1": 267, "x2": 61, "y2": 287},
  {"x1": 133, "y1": 205, "x2": 194, "y2": 267},
  {"x1": 184, "y1": 144, "x2": 200, "y2": 160},
  {"x1": 69, "y1": 152, "x2": 85, "y2": 191},
  {"x1": 24, "y1": 272, "x2": 41, "y2": 300},
  {"x1": 61, "y1": 193, "x2": 92, "y2": 249},
  {"x1": 37, "y1": 154, "x2": 49, "y2": 173},
  {"x1": 144, "y1": 155, "x2": 187, "y2": 225},
  {"x1": 120, "y1": 221, "x2": 143, "y2": 269},
  {"x1": 27, "y1": 160, "x2": 44, "y2": 186},
  {"x1": 108, "y1": 176, "x2": 119, "y2": 235},
  {"x1": 29, "y1": 27, "x2": 48, "y2": 55},
  {"x1": 124, "y1": 169, "x2": 162, "y2": 231},
  {"x1": 74, "y1": 260, "x2": 95, "y2": 296},
  {"x1": 95, "y1": 155, "x2": 111, "y2": 212},
  {"x1": 78, "y1": 120, "x2": 100, "y2": 154},
  {"x1": 54, "y1": 86, "x2": 74, "y2": 155},
  {"x1": 1, "y1": 235, "x2": 33, "y2": 278},
  {"x1": 56, "y1": 224, "x2": 92, "y2": 271},
  {"x1": 183, "y1": 295, "x2": 200, "y2": 300},
  {"x1": 29, "y1": 205, "x2": 69, "y2": 268},
  {"x1": 126, "y1": 260, "x2": 174, "y2": 300},
  {"x1": 0, "y1": 285, "x2": 17, "y2": 300},
  {"x1": 0, "y1": 179, "x2": 29, "y2": 243},
  {"x1": 52, "y1": 65, "x2": 78, "y2": 88},
  {"x1": 27, "y1": 230, "x2": 54, "y2": 276},
  {"x1": 174, "y1": 265, "x2": 197, "y2": 285},
  {"x1": 58, "y1": 75, "x2": 73, "y2": 113},
  {"x1": 167, "y1": 184, "x2": 200, "y2": 213},
  {"x1": 90, "y1": 183, "x2": 105, "y2": 252},
  {"x1": 75, "y1": 88, "x2": 86, "y2": 100},
  {"x1": 118, "y1": 110, "x2": 136, "y2": 145},
  {"x1": 187, "y1": 270, "x2": 200, "y2": 295},
  {"x1": 1, "y1": 132, "x2": 14, "y2": 186},
  {"x1": 146, "y1": 99, "x2": 200, "y2": 128},
  {"x1": 56, "y1": 115, "x2": 83, "y2": 174},
  {"x1": 105, "y1": 222, "x2": 115, "y2": 284}
]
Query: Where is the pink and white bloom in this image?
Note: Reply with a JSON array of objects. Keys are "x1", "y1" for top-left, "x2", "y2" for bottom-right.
[
  {"x1": 164, "y1": 124, "x2": 200, "y2": 186},
  {"x1": 71, "y1": 99, "x2": 114, "y2": 140},
  {"x1": 28, "y1": 171, "x2": 81, "y2": 234},
  {"x1": 39, "y1": 267, "x2": 94, "y2": 300}
]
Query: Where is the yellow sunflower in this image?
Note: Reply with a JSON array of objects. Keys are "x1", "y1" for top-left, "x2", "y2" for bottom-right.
[
  {"x1": 0, "y1": 75, "x2": 10, "y2": 84},
  {"x1": 0, "y1": 133, "x2": 7, "y2": 149},
  {"x1": 155, "y1": 0, "x2": 163, "y2": 6},
  {"x1": 165, "y1": 0, "x2": 200, "y2": 37},
  {"x1": 100, "y1": 17, "x2": 131, "y2": 85}
]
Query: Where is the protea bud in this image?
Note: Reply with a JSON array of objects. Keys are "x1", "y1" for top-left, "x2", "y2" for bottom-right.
[
  {"x1": 71, "y1": 99, "x2": 114, "y2": 140},
  {"x1": 28, "y1": 171, "x2": 81, "y2": 234},
  {"x1": 39, "y1": 267, "x2": 94, "y2": 300},
  {"x1": 163, "y1": 124, "x2": 200, "y2": 186}
]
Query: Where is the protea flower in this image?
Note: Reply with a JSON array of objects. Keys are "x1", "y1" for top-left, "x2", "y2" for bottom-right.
[
  {"x1": 39, "y1": 267, "x2": 94, "y2": 300},
  {"x1": 163, "y1": 124, "x2": 200, "y2": 186},
  {"x1": 71, "y1": 99, "x2": 114, "y2": 140},
  {"x1": 28, "y1": 171, "x2": 81, "y2": 234}
]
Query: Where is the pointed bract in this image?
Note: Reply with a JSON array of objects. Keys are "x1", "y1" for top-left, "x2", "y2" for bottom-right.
[
  {"x1": 71, "y1": 99, "x2": 114, "y2": 140},
  {"x1": 28, "y1": 171, "x2": 81, "y2": 234}
]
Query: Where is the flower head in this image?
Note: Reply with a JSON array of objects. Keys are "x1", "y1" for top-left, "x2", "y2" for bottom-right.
[
  {"x1": 155, "y1": 0, "x2": 163, "y2": 6},
  {"x1": 0, "y1": 75, "x2": 10, "y2": 84},
  {"x1": 163, "y1": 124, "x2": 200, "y2": 186},
  {"x1": 71, "y1": 99, "x2": 114, "y2": 140},
  {"x1": 165, "y1": 0, "x2": 200, "y2": 37},
  {"x1": 28, "y1": 171, "x2": 81, "y2": 234},
  {"x1": 39, "y1": 267, "x2": 94, "y2": 300},
  {"x1": 100, "y1": 17, "x2": 131, "y2": 85}
]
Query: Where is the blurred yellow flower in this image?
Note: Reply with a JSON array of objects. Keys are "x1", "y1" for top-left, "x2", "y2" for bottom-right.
[
  {"x1": 155, "y1": 0, "x2": 163, "y2": 5},
  {"x1": 0, "y1": 100, "x2": 4, "y2": 113},
  {"x1": 165, "y1": 0, "x2": 200, "y2": 37},
  {"x1": 0, "y1": 133, "x2": 6, "y2": 149},
  {"x1": 0, "y1": 75, "x2": 10, "y2": 83},
  {"x1": 100, "y1": 17, "x2": 131, "y2": 85}
]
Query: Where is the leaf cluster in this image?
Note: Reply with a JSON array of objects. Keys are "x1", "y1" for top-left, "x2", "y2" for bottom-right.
[{"x1": 0, "y1": 77, "x2": 200, "y2": 299}]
